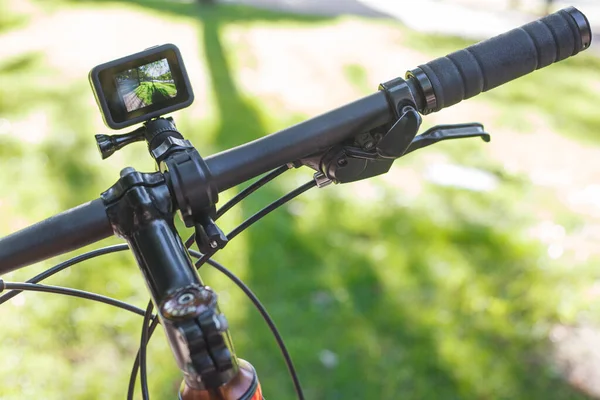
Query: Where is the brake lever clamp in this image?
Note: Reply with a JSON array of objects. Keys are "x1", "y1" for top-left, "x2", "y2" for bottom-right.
[
  {"x1": 315, "y1": 77, "x2": 422, "y2": 184},
  {"x1": 376, "y1": 106, "x2": 422, "y2": 158},
  {"x1": 313, "y1": 77, "x2": 490, "y2": 185}
]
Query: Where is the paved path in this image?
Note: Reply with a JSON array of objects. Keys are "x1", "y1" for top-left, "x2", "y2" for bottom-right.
[
  {"x1": 122, "y1": 90, "x2": 146, "y2": 112},
  {"x1": 118, "y1": 79, "x2": 146, "y2": 112},
  {"x1": 224, "y1": 0, "x2": 600, "y2": 53}
]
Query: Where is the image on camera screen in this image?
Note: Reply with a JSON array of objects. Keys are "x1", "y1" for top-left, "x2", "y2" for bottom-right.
[{"x1": 115, "y1": 58, "x2": 177, "y2": 112}]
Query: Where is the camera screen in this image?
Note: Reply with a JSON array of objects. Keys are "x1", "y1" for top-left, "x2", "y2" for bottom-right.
[{"x1": 115, "y1": 58, "x2": 177, "y2": 113}]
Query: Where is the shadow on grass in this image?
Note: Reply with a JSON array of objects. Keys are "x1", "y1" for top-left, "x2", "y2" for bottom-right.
[
  {"x1": 45, "y1": 1, "x2": 592, "y2": 398},
  {"x1": 234, "y1": 183, "x2": 589, "y2": 399},
  {"x1": 0, "y1": 53, "x2": 40, "y2": 74}
]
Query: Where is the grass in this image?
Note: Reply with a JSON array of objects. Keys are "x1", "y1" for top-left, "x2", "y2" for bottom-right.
[
  {"x1": 0, "y1": 1, "x2": 599, "y2": 399},
  {"x1": 134, "y1": 81, "x2": 177, "y2": 105},
  {"x1": 0, "y1": 0, "x2": 30, "y2": 33}
]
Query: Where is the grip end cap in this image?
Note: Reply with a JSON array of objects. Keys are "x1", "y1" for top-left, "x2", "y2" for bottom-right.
[{"x1": 564, "y1": 6, "x2": 592, "y2": 50}]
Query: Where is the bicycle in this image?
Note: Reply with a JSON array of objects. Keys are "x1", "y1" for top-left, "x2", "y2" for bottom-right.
[{"x1": 0, "y1": 7, "x2": 592, "y2": 399}]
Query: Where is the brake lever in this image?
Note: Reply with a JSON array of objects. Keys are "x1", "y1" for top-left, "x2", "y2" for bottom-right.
[
  {"x1": 403, "y1": 123, "x2": 490, "y2": 156},
  {"x1": 314, "y1": 123, "x2": 490, "y2": 185}
]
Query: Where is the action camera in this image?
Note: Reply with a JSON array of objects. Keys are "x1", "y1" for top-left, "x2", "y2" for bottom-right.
[{"x1": 89, "y1": 44, "x2": 194, "y2": 130}]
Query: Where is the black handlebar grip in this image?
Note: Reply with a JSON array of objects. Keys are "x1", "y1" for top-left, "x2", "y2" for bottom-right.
[
  {"x1": 407, "y1": 7, "x2": 592, "y2": 114},
  {"x1": 0, "y1": 198, "x2": 113, "y2": 275}
]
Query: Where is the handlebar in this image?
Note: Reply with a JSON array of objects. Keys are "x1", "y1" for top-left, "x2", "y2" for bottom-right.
[
  {"x1": 0, "y1": 7, "x2": 592, "y2": 275},
  {"x1": 0, "y1": 199, "x2": 112, "y2": 274},
  {"x1": 409, "y1": 6, "x2": 591, "y2": 113},
  {"x1": 205, "y1": 91, "x2": 393, "y2": 192}
]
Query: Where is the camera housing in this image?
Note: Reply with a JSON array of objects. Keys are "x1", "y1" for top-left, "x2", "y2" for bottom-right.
[{"x1": 89, "y1": 44, "x2": 194, "y2": 130}]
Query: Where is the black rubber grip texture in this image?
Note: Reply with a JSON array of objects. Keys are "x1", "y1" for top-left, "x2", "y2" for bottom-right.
[
  {"x1": 0, "y1": 198, "x2": 113, "y2": 275},
  {"x1": 417, "y1": 7, "x2": 591, "y2": 112}
]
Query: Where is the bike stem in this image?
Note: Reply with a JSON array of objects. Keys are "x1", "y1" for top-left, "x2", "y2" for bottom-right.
[{"x1": 100, "y1": 118, "x2": 258, "y2": 397}]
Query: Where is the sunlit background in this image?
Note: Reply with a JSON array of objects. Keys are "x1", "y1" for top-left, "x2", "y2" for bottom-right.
[{"x1": 1, "y1": 0, "x2": 600, "y2": 398}]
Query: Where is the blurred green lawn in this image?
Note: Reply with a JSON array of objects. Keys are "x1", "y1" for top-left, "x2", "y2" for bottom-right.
[{"x1": 1, "y1": 1, "x2": 600, "y2": 399}]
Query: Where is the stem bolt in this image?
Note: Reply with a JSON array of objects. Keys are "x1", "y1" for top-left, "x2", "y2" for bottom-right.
[{"x1": 177, "y1": 292, "x2": 195, "y2": 305}]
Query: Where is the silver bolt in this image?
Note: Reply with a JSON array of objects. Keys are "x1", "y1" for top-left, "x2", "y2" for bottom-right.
[
  {"x1": 209, "y1": 240, "x2": 218, "y2": 249},
  {"x1": 177, "y1": 292, "x2": 195, "y2": 305},
  {"x1": 314, "y1": 171, "x2": 333, "y2": 188},
  {"x1": 364, "y1": 140, "x2": 375, "y2": 150}
]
